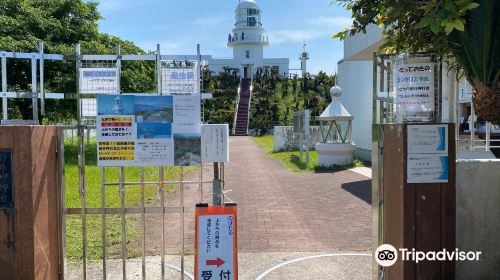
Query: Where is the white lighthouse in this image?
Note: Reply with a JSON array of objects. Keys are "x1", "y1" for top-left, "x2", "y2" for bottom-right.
[
  {"x1": 209, "y1": 0, "x2": 289, "y2": 77},
  {"x1": 227, "y1": 0, "x2": 268, "y2": 78}
]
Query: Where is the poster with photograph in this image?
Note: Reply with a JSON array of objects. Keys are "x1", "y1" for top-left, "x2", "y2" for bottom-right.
[{"x1": 96, "y1": 94, "x2": 201, "y2": 167}]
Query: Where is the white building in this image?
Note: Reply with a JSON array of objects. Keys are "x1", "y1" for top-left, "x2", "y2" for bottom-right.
[{"x1": 208, "y1": 0, "x2": 289, "y2": 77}]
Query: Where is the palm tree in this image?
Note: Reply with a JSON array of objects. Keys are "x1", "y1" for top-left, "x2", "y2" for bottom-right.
[{"x1": 449, "y1": 0, "x2": 500, "y2": 123}]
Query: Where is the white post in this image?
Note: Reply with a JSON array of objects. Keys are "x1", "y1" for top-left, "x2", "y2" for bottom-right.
[
  {"x1": 31, "y1": 54, "x2": 38, "y2": 121},
  {"x1": 1, "y1": 55, "x2": 7, "y2": 120}
]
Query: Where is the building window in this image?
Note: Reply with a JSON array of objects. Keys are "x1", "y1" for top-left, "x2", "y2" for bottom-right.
[
  {"x1": 247, "y1": 16, "x2": 256, "y2": 27},
  {"x1": 246, "y1": 50, "x2": 250, "y2": 58},
  {"x1": 248, "y1": 9, "x2": 259, "y2": 15}
]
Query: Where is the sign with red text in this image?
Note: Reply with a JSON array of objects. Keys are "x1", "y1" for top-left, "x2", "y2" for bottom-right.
[{"x1": 195, "y1": 205, "x2": 237, "y2": 280}]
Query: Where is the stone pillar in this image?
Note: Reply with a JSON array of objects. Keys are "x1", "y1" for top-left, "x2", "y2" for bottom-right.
[{"x1": 0, "y1": 126, "x2": 62, "y2": 280}]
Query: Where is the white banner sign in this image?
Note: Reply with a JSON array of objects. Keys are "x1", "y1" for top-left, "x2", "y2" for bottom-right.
[
  {"x1": 161, "y1": 65, "x2": 200, "y2": 94},
  {"x1": 407, "y1": 154, "x2": 449, "y2": 183},
  {"x1": 407, "y1": 125, "x2": 448, "y2": 154},
  {"x1": 458, "y1": 78, "x2": 473, "y2": 103},
  {"x1": 394, "y1": 62, "x2": 435, "y2": 120},
  {"x1": 407, "y1": 124, "x2": 449, "y2": 183},
  {"x1": 80, "y1": 68, "x2": 118, "y2": 94},
  {"x1": 201, "y1": 124, "x2": 229, "y2": 163}
]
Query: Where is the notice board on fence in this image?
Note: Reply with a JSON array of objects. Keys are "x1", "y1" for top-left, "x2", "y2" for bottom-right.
[
  {"x1": 96, "y1": 94, "x2": 201, "y2": 167},
  {"x1": 201, "y1": 124, "x2": 229, "y2": 163},
  {"x1": 195, "y1": 205, "x2": 238, "y2": 280},
  {"x1": 79, "y1": 68, "x2": 119, "y2": 94}
]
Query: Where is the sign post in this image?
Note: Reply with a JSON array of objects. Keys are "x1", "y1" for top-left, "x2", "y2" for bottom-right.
[
  {"x1": 195, "y1": 204, "x2": 238, "y2": 280},
  {"x1": 293, "y1": 110, "x2": 310, "y2": 165}
]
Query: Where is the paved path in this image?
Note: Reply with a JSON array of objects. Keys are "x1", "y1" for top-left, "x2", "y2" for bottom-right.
[
  {"x1": 68, "y1": 136, "x2": 373, "y2": 279},
  {"x1": 157, "y1": 136, "x2": 372, "y2": 254},
  {"x1": 225, "y1": 136, "x2": 372, "y2": 253}
]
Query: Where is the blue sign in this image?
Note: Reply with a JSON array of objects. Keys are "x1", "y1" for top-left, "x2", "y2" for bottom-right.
[{"x1": 0, "y1": 151, "x2": 13, "y2": 208}]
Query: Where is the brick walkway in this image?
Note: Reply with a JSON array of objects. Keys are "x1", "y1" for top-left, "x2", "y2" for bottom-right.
[
  {"x1": 225, "y1": 137, "x2": 372, "y2": 252},
  {"x1": 157, "y1": 136, "x2": 372, "y2": 254}
]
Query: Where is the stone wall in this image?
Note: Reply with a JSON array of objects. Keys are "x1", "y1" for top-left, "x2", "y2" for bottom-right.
[{"x1": 273, "y1": 126, "x2": 321, "y2": 152}]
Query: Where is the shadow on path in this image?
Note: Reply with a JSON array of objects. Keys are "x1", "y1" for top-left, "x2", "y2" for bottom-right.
[{"x1": 341, "y1": 180, "x2": 372, "y2": 205}]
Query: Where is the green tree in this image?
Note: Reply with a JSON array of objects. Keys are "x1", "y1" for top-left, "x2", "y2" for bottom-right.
[
  {"x1": 333, "y1": 0, "x2": 500, "y2": 123},
  {"x1": 0, "y1": 0, "x2": 155, "y2": 123}
]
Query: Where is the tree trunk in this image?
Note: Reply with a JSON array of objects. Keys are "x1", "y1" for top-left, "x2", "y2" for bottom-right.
[{"x1": 472, "y1": 80, "x2": 500, "y2": 124}]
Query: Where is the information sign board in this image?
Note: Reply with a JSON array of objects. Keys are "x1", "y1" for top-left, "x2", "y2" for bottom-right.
[
  {"x1": 293, "y1": 110, "x2": 310, "y2": 135},
  {"x1": 161, "y1": 65, "x2": 200, "y2": 94},
  {"x1": 96, "y1": 94, "x2": 201, "y2": 167},
  {"x1": 394, "y1": 60, "x2": 435, "y2": 121},
  {"x1": 407, "y1": 124, "x2": 448, "y2": 154},
  {"x1": 407, "y1": 124, "x2": 449, "y2": 183},
  {"x1": 195, "y1": 205, "x2": 238, "y2": 280},
  {"x1": 80, "y1": 68, "x2": 118, "y2": 94},
  {"x1": 201, "y1": 124, "x2": 229, "y2": 163}
]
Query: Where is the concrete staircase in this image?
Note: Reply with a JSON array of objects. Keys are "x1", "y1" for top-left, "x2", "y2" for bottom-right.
[{"x1": 234, "y1": 78, "x2": 252, "y2": 136}]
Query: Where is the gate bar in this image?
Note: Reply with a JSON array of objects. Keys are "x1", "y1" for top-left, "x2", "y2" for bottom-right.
[
  {"x1": 31, "y1": 54, "x2": 38, "y2": 120},
  {"x1": 2, "y1": 55, "x2": 7, "y2": 120},
  {"x1": 100, "y1": 167, "x2": 107, "y2": 280},
  {"x1": 76, "y1": 43, "x2": 88, "y2": 280},
  {"x1": 159, "y1": 167, "x2": 166, "y2": 280},
  {"x1": 103, "y1": 180, "x2": 213, "y2": 186},
  {"x1": 140, "y1": 167, "x2": 146, "y2": 280},
  {"x1": 120, "y1": 166, "x2": 127, "y2": 280}
]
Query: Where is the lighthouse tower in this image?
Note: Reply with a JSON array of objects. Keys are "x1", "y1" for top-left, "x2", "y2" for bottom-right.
[
  {"x1": 227, "y1": 0, "x2": 269, "y2": 78},
  {"x1": 299, "y1": 40, "x2": 310, "y2": 78}
]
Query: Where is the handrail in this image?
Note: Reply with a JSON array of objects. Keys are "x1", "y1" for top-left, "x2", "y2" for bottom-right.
[
  {"x1": 246, "y1": 78, "x2": 253, "y2": 134},
  {"x1": 232, "y1": 79, "x2": 242, "y2": 135}
]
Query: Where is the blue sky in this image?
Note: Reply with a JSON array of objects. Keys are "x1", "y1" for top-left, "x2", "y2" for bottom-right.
[{"x1": 94, "y1": 0, "x2": 352, "y2": 75}]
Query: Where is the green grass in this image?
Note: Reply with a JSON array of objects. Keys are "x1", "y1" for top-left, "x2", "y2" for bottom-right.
[
  {"x1": 64, "y1": 137, "x2": 195, "y2": 261},
  {"x1": 252, "y1": 135, "x2": 365, "y2": 172}
]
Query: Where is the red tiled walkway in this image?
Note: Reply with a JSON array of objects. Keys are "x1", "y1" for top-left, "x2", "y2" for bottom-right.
[{"x1": 223, "y1": 136, "x2": 372, "y2": 252}]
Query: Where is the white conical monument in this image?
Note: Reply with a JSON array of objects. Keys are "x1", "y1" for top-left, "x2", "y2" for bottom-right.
[
  {"x1": 315, "y1": 85, "x2": 356, "y2": 166},
  {"x1": 227, "y1": 0, "x2": 269, "y2": 78}
]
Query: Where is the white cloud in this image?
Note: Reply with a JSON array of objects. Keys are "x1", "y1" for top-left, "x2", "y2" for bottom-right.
[
  {"x1": 305, "y1": 16, "x2": 353, "y2": 29},
  {"x1": 268, "y1": 16, "x2": 352, "y2": 44}
]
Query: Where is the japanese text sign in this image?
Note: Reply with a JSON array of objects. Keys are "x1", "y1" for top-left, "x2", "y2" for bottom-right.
[
  {"x1": 394, "y1": 59, "x2": 436, "y2": 122},
  {"x1": 80, "y1": 68, "x2": 118, "y2": 94},
  {"x1": 201, "y1": 124, "x2": 229, "y2": 163},
  {"x1": 195, "y1": 205, "x2": 238, "y2": 280},
  {"x1": 161, "y1": 64, "x2": 200, "y2": 94},
  {"x1": 407, "y1": 124, "x2": 449, "y2": 183}
]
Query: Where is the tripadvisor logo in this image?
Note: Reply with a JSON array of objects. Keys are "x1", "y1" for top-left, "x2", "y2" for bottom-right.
[{"x1": 375, "y1": 244, "x2": 482, "y2": 267}]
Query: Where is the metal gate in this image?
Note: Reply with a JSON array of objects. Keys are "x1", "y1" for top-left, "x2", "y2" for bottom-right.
[{"x1": 60, "y1": 43, "x2": 227, "y2": 280}]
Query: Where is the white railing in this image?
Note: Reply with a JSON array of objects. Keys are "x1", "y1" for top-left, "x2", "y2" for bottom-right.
[
  {"x1": 228, "y1": 34, "x2": 269, "y2": 44},
  {"x1": 232, "y1": 80, "x2": 242, "y2": 135}
]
